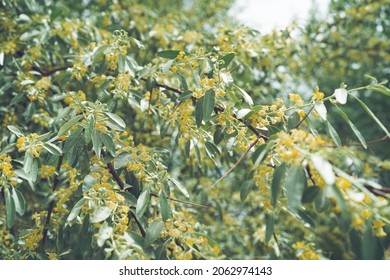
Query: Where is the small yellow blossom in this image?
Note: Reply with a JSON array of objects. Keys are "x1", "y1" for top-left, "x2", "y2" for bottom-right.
[{"x1": 361, "y1": 209, "x2": 372, "y2": 219}]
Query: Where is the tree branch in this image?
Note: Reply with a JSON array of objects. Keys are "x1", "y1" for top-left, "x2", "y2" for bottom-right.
[
  {"x1": 40, "y1": 155, "x2": 63, "y2": 252},
  {"x1": 210, "y1": 136, "x2": 260, "y2": 188},
  {"x1": 33, "y1": 65, "x2": 72, "y2": 76},
  {"x1": 294, "y1": 104, "x2": 315, "y2": 129},
  {"x1": 150, "y1": 193, "x2": 208, "y2": 209},
  {"x1": 322, "y1": 135, "x2": 389, "y2": 148}
]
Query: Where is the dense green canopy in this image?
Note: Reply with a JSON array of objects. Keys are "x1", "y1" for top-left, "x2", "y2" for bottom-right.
[{"x1": 0, "y1": 0, "x2": 389, "y2": 259}]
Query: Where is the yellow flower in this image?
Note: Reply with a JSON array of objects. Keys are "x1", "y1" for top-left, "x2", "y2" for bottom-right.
[
  {"x1": 361, "y1": 209, "x2": 372, "y2": 219},
  {"x1": 212, "y1": 246, "x2": 221, "y2": 254},
  {"x1": 376, "y1": 228, "x2": 387, "y2": 238},
  {"x1": 336, "y1": 177, "x2": 352, "y2": 190},
  {"x1": 372, "y1": 219, "x2": 383, "y2": 230},
  {"x1": 312, "y1": 86, "x2": 325, "y2": 101},
  {"x1": 40, "y1": 165, "x2": 56, "y2": 179},
  {"x1": 293, "y1": 241, "x2": 305, "y2": 249}
]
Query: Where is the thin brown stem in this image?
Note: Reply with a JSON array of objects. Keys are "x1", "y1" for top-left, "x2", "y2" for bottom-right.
[
  {"x1": 33, "y1": 65, "x2": 72, "y2": 76},
  {"x1": 150, "y1": 193, "x2": 208, "y2": 209},
  {"x1": 101, "y1": 150, "x2": 145, "y2": 237},
  {"x1": 294, "y1": 104, "x2": 315, "y2": 129},
  {"x1": 40, "y1": 155, "x2": 63, "y2": 252},
  {"x1": 322, "y1": 135, "x2": 389, "y2": 148},
  {"x1": 210, "y1": 136, "x2": 260, "y2": 188}
]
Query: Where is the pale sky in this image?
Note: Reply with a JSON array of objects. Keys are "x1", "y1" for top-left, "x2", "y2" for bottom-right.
[{"x1": 231, "y1": 0, "x2": 330, "y2": 32}]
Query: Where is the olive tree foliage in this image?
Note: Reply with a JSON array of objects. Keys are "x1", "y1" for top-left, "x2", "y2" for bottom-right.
[{"x1": 0, "y1": 0, "x2": 389, "y2": 259}]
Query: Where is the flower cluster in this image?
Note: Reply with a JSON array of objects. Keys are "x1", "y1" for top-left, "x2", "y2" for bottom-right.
[
  {"x1": 249, "y1": 97, "x2": 286, "y2": 129},
  {"x1": 275, "y1": 129, "x2": 324, "y2": 165},
  {"x1": 26, "y1": 77, "x2": 51, "y2": 103},
  {"x1": 292, "y1": 241, "x2": 321, "y2": 260},
  {"x1": 16, "y1": 133, "x2": 44, "y2": 158}
]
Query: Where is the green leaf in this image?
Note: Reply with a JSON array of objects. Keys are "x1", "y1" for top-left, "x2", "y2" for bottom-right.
[
  {"x1": 91, "y1": 44, "x2": 109, "y2": 63},
  {"x1": 57, "y1": 115, "x2": 83, "y2": 136},
  {"x1": 63, "y1": 127, "x2": 83, "y2": 153},
  {"x1": 101, "y1": 133, "x2": 116, "y2": 156},
  {"x1": 23, "y1": 152, "x2": 33, "y2": 173},
  {"x1": 271, "y1": 164, "x2": 286, "y2": 206},
  {"x1": 67, "y1": 198, "x2": 86, "y2": 223},
  {"x1": 177, "y1": 74, "x2": 188, "y2": 91},
  {"x1": 114, "y1": 152, "x2": 131, "y2": 169},
  {"x1": 205, "y1": 141, "x2": 220, "y2": 159},
  {"x1": 301, "y1": 186, "x2": 320, "y2": 203},
  {"x1": 195, "y1": 97, "x2": 204, "y2": 127},
  {"x1": 362, "y1": 221, "x2": 381, "y2": 259},
  {"x1": 240, "y1": 179, "x2": 253, "y2": 203},
  {"x1": 311, "y1": 155, "x2": 335, "y2": 185},
  {"x1": 157, "y1": 50, "x2": 180, "y2": 59},
  {"x1": 7, "y1": 125, "x2": 23, "y2": 137},
  {"x1": 105, "y1": 112, "x2": 126, "y2": 131},
  {"x1": 146, "y1": 76, "x2": 156, "y2": 92},
  {"x1": 252, "y1": 143, "x2": 270, "y2": 168},
  {"x1": 97, "y1": 221, "x2": 113, "y2": 247},
  {"x1": 331, "y1": 185, "x2": 351, "y2": 232},
  {"x1": 233, "y1": 84, "x2": 253, "y2": 106},
  {"x1": 82, "y1": 174, "x2": 98, "y2": 192},
  {"x1": 44, "y1": 142, "x2": 63, "y2": 156},
  {"x1": 213, "y1": 126, "x2": 224, "y2": 145},
  {"x1": 161, "y1": 59, "x2": 174, "y2": 75},
  {"x1": 136, "y1": 188, "x2": 150, "y2": 219},
  {"x1": 285, "y1": 166, "x2": 307, "y2": 212},
  {"x1": 90, "y1": 206, "x2": 112, "y2": 223},
  {"x1": 170, "y1": 178, "x2": 190, "y2": 198},
  {"x1": 326, "y1": 121, "x2": 341, "y2": 147},
  {"x1": 314, "y1": 190, "x2": 330, "y2": 212},
  {"x1": 145, "y1": 221, "x2": 164, "y2": 247},
  {"x1": 368, "y1": 84, "x2": 390, "y2": 97},
  {"x1": 118, "y1": 53, "x2": 126, "y2": 72},
  {"x1": 203, "y1": 89, "x2": 215, "y2": 121},
  {"x1": 178, "y1": 90, "x2": 193, "y2": 101},
  {"x1": 11, "y1": 187, "x2": 26, "y2": 216},
  {"x1": 336, "y1": 106, "x2": 367, "y2": 149},
  {"x1": 84, "y1": 115, "x2": 94, "y2": 144},
  {"x1": 92, "y1": 130, "x2": 102, "y2": 158},
  {"x1": 160, "y1": 121, "x2": 170, "y2": 138},
  {"x1": 30, "y1": 159, "x2": 38, "y2": 182},
  {"x1": 23, "y1": 102, "x2": 35, "y2": 122},
  {"x1": 287, "y1": 112, "x2": 300, "y2": 130},
  {"x1": 265, "y1": 214, "x2": 274, "y2": 244},
  {"x1": 118, "y1": 191, "x2": 137, "y2": 206},
  {"x1": 350, "y1": 94, "x2": 390, "y2": 138},
  {"x1": 5, "y1": 188, "x2": 16, "y2": 228},
  {"x1": 159, "y1": 193, "x2": 171, "y2": 221},
  {"x1": 364, "y1": 74, "x2": 378, "y2": 83},
  {"x1": 219, "y1": 52, "x2": 235, "y2": 68}
]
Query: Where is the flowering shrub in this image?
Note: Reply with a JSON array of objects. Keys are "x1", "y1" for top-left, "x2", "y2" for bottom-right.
[{"x1": 0, "y1": 0, "x2": 389, "y2": 259}]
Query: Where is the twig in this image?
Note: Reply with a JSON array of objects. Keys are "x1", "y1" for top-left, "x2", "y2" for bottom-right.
[
  {"x1": 322, "y1": 135, "x2": 389, "y2": 148},
  {"x1": 210, "y1": 136, "x2": 260, "y2": 188},
  {"x1": 40, "y1": 155, "x2": 63, "y2": 252},
  {"x1": 33, "y1": 65, "x2": 72, "y2": 76},
  {"x1": 150, "y1": 193, "x2": 208, "y2": 209},
  {"x1": 294, "y1": 104, "x2": 315, "y2": 129},
  {"x1": 101, "y1": 150, "x2": 145, "y2": 237}
]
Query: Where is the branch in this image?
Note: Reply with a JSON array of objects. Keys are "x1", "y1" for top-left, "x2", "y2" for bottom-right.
[
  {"x1": 33, "y1": 65, "x2": 72, "y2": 76},
  {"x1": 40, "y1": 155, "x2": 63, "y2": 252},
  {"x1": 101, "y1": 150, "x2": 145, "y2": 237},
  {"x1": 143, "y1": 77, "x2": 268, "y2": 140},
  {"x1": 294, "y1": 104, "x2": 315, "y2": 129},
  {"x1": 322, "y1": 135, "x2": 389, "y2": 148},
  {"x1": 210, "y1": 136, "x2": 260, "y2": 188},
  {"x1": 150, "y1": 193, "x2": 208, "y2": 209}
]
